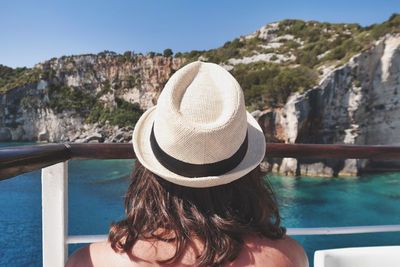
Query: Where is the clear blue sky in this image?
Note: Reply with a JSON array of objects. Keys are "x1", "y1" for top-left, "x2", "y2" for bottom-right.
[{"x1": 1, "y1": 0, "x2": 399, "y2": 68}]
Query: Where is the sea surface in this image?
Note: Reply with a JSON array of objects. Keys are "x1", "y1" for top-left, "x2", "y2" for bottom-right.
[{"x1": 1, "y1": 142, "x2": 400, "y2": 266}]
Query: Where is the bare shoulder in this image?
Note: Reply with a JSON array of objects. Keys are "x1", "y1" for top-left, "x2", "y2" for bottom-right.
[
  {"x1": 275, "y1": 235, "x2": 309, "y2": 267},
  {"x1": 65, "y1": 245, "x2": 92, "y2": 267},
  {"x1": 239, "y1": 235, "x2": 309, "y2": 267},
  {"x1": 65, "y1": 241, "x2": 133, "y2": 267}
]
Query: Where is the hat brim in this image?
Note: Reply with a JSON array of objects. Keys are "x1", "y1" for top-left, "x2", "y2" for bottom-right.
[{"x1": 132, "y1": 106, "x2": 266, "y2": 188}]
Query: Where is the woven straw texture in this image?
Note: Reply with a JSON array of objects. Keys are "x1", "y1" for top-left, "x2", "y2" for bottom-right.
[{"x1": 132, "y1": 61, "x2": 266, "y2": 187}]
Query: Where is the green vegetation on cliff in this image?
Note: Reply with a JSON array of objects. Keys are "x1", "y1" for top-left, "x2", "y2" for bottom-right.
[
  {"x1": 231, "y1": 62, "x2": 317, "y2": 109},
  {"x1": 48, "y1": 84, "x2": 95, "y2": 114},
  {"x1": 86, "y1": 98, "x2": 143, "y2": 127},
  {"x1": 48, "y1": 84, "x2": 143, "y2": 127},
  {"x1": 0, "y1": 65, "x2": 41, "y2": 94},
  {"x1": 368, "y1": 13, "x2": 400, "y2": 39}
]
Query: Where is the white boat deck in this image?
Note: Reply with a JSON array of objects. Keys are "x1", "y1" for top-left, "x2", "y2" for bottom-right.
[{"x1": 314, "y1": 246, "x2": 400, "y2": 267}]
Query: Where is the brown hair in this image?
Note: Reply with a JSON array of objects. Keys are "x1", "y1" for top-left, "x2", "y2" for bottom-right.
[{"x1": 109, "y1": 161, "x2": 285, "y2": 266}]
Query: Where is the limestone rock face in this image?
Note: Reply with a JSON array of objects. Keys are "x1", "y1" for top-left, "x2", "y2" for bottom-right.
[
  {"x1": 259, "y1": 34, "x2": 400, "y2": 176},
  {"x1": 0, "y1": 54, "x2": 185, "y2": 142},
  {"x1": 2, "y1": 33, "x2": 400, "y2": 177},
  {"x1": 0, "y1": 128, "x2": 11, "y2": 141}
]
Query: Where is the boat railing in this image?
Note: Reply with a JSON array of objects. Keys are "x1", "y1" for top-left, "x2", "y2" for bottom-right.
[{"x1": 1, "y1": 142, "x2": 400, "y2": 267}]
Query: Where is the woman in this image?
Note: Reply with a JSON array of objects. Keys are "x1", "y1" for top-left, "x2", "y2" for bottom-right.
[{"x1": 66, "y1": 61, "x2": 308, "y2": 267}]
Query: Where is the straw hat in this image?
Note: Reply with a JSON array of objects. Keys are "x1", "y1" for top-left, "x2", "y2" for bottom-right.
[{"x1": 132, "y1": 61, "x2": 266, "y2": 188}]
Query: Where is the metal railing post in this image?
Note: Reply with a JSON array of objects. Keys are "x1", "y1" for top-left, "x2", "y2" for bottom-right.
[{"x1": 41, "y1": 161, "x2": 68, "y2": 267}]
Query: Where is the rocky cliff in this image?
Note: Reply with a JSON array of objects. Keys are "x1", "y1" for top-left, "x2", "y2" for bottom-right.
[
  {"x1": 1, "y1": 15, "x2": 400, "y2": 177},
  {"x1": 257, "y1": 34, "x2": 400, "y2": 176},
  {"x1": 0, "y1": 53, "x2": 184, "y2": 143}
]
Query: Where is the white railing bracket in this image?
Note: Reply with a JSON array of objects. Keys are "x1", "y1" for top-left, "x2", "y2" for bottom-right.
[{"x1": 41, "y1": 161, "x2": 68, "y2": 267}]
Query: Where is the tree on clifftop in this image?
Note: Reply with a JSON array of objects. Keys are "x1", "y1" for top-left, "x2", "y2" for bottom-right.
[{"x1": 163, "y1": 48, "x2": 173, "y2": 57}]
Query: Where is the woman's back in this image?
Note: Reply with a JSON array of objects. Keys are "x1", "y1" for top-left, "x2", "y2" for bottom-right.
[{"x1": 67, "y1": 234, "x2": 308, "y2": 267}]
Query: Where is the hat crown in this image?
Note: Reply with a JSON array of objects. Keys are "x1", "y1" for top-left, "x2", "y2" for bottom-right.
[{"x1": 153, "y1": 61, "x2": 248, "y2": 165}]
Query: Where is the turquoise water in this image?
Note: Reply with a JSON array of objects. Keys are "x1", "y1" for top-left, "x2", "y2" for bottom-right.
[
  {"x1": 269, "y1": 174, "x2": 400, "y2": 264},
  {"x1": 1, "y1": 142, "x2": 400, "y2": 266}
]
